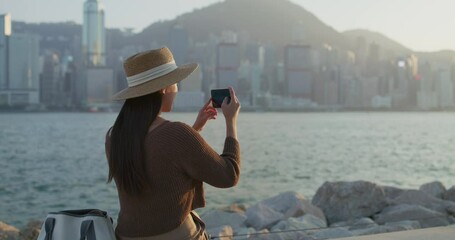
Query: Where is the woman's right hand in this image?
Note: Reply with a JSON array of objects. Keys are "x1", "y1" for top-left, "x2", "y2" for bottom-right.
[
  {"x1": 221, "y1": 87, "x2": 240, "y2": 139},
  {"x1": 221, "y1": 87, "x2": 241, "y2": 123}
]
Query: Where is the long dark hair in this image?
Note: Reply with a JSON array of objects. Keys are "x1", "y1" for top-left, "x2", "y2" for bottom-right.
[{"x1": 108, "y1": 91, "x2": 162, "y2": 195}]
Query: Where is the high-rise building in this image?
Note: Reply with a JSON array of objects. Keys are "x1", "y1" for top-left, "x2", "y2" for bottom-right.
[
  {"x1": 168, "y1": 24, "x2": 188, "y2": 66},
  {"x1": 366, "y1": 43, "x2": 380, "y2": 77},
  {"x1": 417, "y1": 62, "x2": 437, "y2": 110},
  {"x1": 245, "y1": 43, "x2": 260, "y2": 64},
  {"x1": 85, "y1": 68, "x2": 114, "y2": 107},
  {"x1": 315, "y1": 44, "x2": 341, "y2": 106},
  {"x1": 0, "y1": 32, "x2": 40, "y2": 106},
  {"x1": 0, "y1": 14, "x2": 40, "y2": 107},
  {"x1": 217, "y1": 43, "x2": 240, "y2": 89},
  {"x1": 355, "y1": 36, "x2": 367, "y2": 67},
  {"x1": 284, "y1": 45, "x2": 314, "y2": 100},
  {"x1": 238, "y1": 60, "x2": 262, "y2": 106},
  {"x1": 433, "y1": 62, "x2": 454, "y2": 108},
  {"x1": 8, "y1": 34, "x2": 40, "y2": 90},
  {"x1": 259, "y1": 44, "x2": 278, "y2": 94},
  {"x1": 345, "y1": 76, "x2": 363, "y2": 109},
  {"x1": 0, "y1": 13, "x2": 11, "y2": 90},
  {"x1": 451, "y1": 60, "x2": 455, "y2": 98},
  {"x1": 83, "y1": 0, "x2": 106, "y2": 67},
  {"x1": 390, "y1": 55, "x2": 419, "y2": 108},
  {"x1": 40, "y1": 53, "x2": 61, "y2": 106},
  {"x1": 61, "y1": 55, "x2": 78, "y2": 108},
  {"x1": 292, "y1": 21, "x2": 306, "y2": 44}
]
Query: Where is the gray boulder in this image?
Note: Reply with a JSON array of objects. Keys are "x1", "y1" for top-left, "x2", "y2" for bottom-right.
[
  {"x1": 246, "y1": 203, "x2": 284, "y2": 230},
  {"x1": 261, "y1": 191, "x2": 325, "y2": 220},
  {"x1": 312, "y1": 228, "x2": 353, "y2": 239},
  {"x1": 312, "y1": 181, "x2": 388, "y2": 224},
  {"x1": 373, "y1": 204, "x2": 449, "y2": 228},
  {"x1": 0, "y1": 221, "x2": 19, "y2": 240},
  {"x1": 253, "y1": 229, "x2": 272, "y2": 240},
  {"x1": 350, "y1": 221, "x2": 419, "y2": 236},
  {"x1": 385, "y1": 220, "x2": 421, "y2": 229},
  {"x1": 269, "y1": 231, "x2": 310, "y2": 240},
  {"x1": 390, "y1": 189, "x2": 455, "y2": 214},
  {"x1": 246, "y1": 191, "x2": 326, "y2": 230},
  {"x1": 251, "y1": 227, "x2": 314, "y2": 240},
  {"x1": 330, "y1": 218, "x2": 377, "y2": 230},
  {"x1": 19, "y1": 220, "x2": 42, "y2": 240},
  {"x1": 419, "y1": 181, "x2": 446, "y2": 199},
  {"x1": 221, "y1": 204, "x2": 247, "y2": 213},
  {"x1": 382, "y1": 186, "x2": 408, "y2": 201},
  {"x1": 207, "y1": 225, "x2": 233, "y2": 240},
  {"x1": 443, "y1": 186, "x2": 455, "y2": 202},
  {"x1": 351, "y1": 225, "x2": 410, "y2": 236},
  {"x1": 448, "y1": 216, "x2": 455, "y2": 224},
  {"x1": 350, "y1": 226, "x2": 385, "y2": 236},
  {"x1": 232, "y1": 227, "x2": 255, "y2": 240},
  {"x1": 270, "y1": 214, "x2": 326, "y2": 233},
  {"x1": 298, "y1": 214, "x2": 327, "y2": 228},
  {"x1": 201, "y1": 209, "x2": 247, "y2": 229}
]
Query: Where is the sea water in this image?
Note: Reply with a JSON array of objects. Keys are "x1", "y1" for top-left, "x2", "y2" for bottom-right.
[{"x1": 1, "y1": 112, "x2": 454, "y2": 227}]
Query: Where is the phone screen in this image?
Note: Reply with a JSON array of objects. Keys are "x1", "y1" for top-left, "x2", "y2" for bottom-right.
[{"x1": 211, "y1": 89, "x2": 231, "y2": 108}]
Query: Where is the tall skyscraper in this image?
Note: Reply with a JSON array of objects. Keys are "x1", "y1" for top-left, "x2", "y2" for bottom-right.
[
  {"x1": 83, "y1": 0, "x2": 106, "y2": 67},
  {"x1": 0, "y1": 14, "x2": 11, "y2": 90}
]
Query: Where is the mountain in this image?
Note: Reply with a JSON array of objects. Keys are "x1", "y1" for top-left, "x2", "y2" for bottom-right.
[
  {"x1": 343, "y1": 29, "x2": 455, "y2": 63},
  {"x1": 12, "y1": 21, "x2": 129, "y2": 56},
  {"x1": 342, "y1": 29, "x2": 412, "y2": 55},
  {"x1": 415, "y1": 50, "x2": 455, "y2": 64},
  {"x1": 133, "y1": 0, "x2": 351, "y2": 49},
  {"x1": 11, "y1": 0, "x2": 454, "y2": 64}
]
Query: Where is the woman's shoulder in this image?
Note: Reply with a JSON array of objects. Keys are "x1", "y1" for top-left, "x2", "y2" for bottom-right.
[
  {"x1": 164, "y1": 121, "x2": 197, "y2": 135},
  {"x1": 147, "y1": 121, "x2": 207, "y2": 149}
]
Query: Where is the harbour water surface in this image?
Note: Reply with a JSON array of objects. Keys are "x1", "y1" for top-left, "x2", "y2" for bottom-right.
[{"x1": 1, "y1": 112, "x2": 455, "y2": 227}]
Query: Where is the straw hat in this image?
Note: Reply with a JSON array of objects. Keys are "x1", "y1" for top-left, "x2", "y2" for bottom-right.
[{"x1": 112, "y1": 47, "x2": 198, "y2": 100}]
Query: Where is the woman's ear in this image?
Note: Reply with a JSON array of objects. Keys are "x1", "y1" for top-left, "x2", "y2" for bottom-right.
[{"x1": 160, "y1": 88, "x2": 166, "y2": 94}]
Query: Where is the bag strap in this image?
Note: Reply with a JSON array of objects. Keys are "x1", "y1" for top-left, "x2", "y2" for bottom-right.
[
  {"x1": 80, "y1": 220, "x2": 96, "y2": 240},
  {"x1": 51, "y1": 209, "x2": 107, "y2": 218},
  {"x1": 44, "y1": 218, "x2": 56, "y2": 240}
]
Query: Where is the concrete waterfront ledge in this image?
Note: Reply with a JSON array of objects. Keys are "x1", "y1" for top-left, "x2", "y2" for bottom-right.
[{"x1": 338, "y1": 225, "x2": 455, "y2": 240}]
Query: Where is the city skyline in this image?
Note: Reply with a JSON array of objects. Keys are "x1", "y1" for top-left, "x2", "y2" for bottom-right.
[{"x1": 1, "y1": 0, "x2": 455, "y2": 52}]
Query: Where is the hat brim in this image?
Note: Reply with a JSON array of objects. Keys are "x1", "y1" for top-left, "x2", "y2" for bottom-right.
[{"x1": 112, "y1": 63, "x2": 199, "y2": 100}]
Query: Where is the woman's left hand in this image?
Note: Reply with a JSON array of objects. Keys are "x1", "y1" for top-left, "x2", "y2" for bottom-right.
[{"x1": 193, "y1": 99, "x2": 218, "y2": 132}]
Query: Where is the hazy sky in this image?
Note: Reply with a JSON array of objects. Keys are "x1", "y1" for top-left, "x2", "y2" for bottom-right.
[{"x1": 1, "y1": 0, "x2": 454, "y2": 52}]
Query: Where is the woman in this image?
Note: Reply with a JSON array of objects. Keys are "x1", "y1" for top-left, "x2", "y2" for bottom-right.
[{"x1": 105, "y1": 47, "x2": 241, "y2": 240}]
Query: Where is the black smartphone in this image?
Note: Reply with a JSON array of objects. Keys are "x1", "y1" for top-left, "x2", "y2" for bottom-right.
[{"x1": 211, "y1": 88, "x2": 231, "y2": 108}]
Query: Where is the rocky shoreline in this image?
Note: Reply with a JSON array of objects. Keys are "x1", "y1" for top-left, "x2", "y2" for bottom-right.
[
  {"x1": 201, "y1": 180, "x2": 455, "y2": 239},
  {"x1": 2, "y1": 180, "x2": 455, "y2": 240},
  {"x1": 0, "y1": 221, "x2": 41, "y2": 240}
]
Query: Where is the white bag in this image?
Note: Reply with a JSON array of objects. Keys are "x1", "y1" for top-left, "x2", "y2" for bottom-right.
[{"x1": 37, "y1": 209, "x2": 116, "y2": 240}]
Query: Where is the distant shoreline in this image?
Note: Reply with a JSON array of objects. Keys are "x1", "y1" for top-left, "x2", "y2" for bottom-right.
[{"x1": 2, "y1": 105, "x2": 455, "y2": 114}]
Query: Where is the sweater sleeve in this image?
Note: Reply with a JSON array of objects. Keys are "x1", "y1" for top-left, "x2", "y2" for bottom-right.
[{"x1": 168, "y1": 122, "x2": 241, "y2": 188}]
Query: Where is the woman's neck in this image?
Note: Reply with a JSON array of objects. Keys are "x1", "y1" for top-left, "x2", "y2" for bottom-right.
[{"x1": 148, "y1": 115, "x2": 166, "y2": 133}]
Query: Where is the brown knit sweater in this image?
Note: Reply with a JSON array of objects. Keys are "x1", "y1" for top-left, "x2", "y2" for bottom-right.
[{"x1": 104, "y1": 121, "x2": 240, "y2": 237}]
